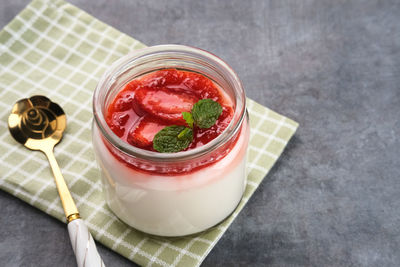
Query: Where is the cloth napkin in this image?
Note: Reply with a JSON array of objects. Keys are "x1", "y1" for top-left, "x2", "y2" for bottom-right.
[{"x1": 0, "y1": 0, "x2": 298, "y2": 266}]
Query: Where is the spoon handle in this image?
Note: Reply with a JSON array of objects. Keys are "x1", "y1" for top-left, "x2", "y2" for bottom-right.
[
  {"x1": 68, "y1": 219, "x2": 105, "y2": 267},
  {"x1": 43, "y1": 148, "x2": 105, "y2": 266},
  {"x1": 44, "y1": 148, "x2": 79, "y2": 218}
]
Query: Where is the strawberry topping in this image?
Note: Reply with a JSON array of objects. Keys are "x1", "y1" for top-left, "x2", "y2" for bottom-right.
[{"x1": 106, "y1": 69, "x2": 233, "y2": 152}]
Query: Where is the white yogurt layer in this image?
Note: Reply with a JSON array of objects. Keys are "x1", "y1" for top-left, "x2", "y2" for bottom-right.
[{"x1": 92, "y1": 120, "x2": 248, "y2": 236}]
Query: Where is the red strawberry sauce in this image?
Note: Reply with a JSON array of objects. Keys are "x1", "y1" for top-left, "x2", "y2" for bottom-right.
[{"x1": 106, "y1": 69, "x2": 234, "y2": 152}]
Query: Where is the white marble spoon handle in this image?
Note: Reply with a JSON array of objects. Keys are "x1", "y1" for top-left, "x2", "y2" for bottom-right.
[{"x1": 68, "y1": 219, "x2": 105, "y2": 267}]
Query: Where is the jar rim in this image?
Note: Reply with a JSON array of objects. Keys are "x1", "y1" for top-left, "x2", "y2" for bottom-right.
[{"x1": 93, "y1": 44, "x2": 246, "y2": 162}]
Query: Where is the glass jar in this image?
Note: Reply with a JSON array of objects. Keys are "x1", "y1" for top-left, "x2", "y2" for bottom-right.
[{"x1": 92, "y1": 45, "x2": 249, "y2": 236}]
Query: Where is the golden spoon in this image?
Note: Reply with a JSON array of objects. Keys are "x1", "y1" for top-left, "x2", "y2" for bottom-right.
[{"x1": 8, "y1": 95, "x2": 105, "y2": 267}]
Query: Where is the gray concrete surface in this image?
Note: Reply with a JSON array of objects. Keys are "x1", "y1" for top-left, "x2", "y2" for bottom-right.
[{"x1": 1, "y1": 0, "x2": 400, "y2": 266}]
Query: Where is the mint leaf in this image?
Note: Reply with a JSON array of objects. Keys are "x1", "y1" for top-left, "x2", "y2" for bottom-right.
[
  {"x1": 192, "y1": 99, "x2": 223, "y2": 129},
  {"x1": 153, "y1": 126, "x2": 193, "y2": 153},
  {"x1": 182, "y1": 112, "x2": 194, "y2": 128}
]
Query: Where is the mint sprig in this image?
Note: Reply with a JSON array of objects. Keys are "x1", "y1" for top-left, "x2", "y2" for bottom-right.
[
  {"x1": 192, "y1": 99, "x2": 223, "y2": 129},
  {"x1": 153, "y1": 126, "x2": 193, "y2": 153},
  {"x1": 182, "y1": 112, "x2": 194, "y2": 128},
  {"x1": 153, "y1": 99, "x2": 222, "y2": 153}
]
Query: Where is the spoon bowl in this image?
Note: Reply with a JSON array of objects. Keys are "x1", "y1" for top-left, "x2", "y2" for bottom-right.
[{"x1": 8, "y1": 95, "x2": 65, "y2": 151}]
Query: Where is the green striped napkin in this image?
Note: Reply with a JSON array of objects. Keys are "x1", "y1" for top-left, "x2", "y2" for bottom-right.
[{"x1": 0, "y1": 0, "x2": 298, "y2": 266}]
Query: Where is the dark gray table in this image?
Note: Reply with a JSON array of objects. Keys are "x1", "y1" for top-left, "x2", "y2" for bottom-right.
[{"x1": 1, "y1": 1, "x2": 399, "y2": 266}]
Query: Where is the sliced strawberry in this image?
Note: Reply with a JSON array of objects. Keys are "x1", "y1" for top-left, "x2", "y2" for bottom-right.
[
  {"x1": 106, "y1": 112, "x2": 130, "y2": 137},
  {"x1": 141, "y1": 69, "x2": 185, "y2": 88},
  {"x1": 127, "y1": 116, "x2": 167, "y2": 148},
  {"x1": 124, "y1": 80, "x2": 142, "y2": 91},
  {"x1": 133, "y1": 87, "x2": 199, "y2": 124},
  {"x1": 110, "y1": 80, "x2": 142, "y2": 112},
  {"x1": 182, "y1": 72, "x2": 221, "y2": 100},
  {"x1": 108, "y1": 123, "x2": 125, "y2": 138},
  {"x1": 113, "y1": 91, "x2": 135, "y2": 112}
]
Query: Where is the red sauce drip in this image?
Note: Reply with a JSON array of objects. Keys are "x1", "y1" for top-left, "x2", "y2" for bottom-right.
[{"x1": 106, "y1": 69, "x2": 233, "y2": 152}]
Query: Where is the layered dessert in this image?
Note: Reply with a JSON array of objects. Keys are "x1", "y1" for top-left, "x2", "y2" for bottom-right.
[{"x1": 93, "y1": 51, "x2": 249, "y2": 236}]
